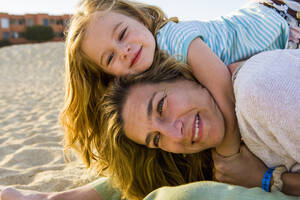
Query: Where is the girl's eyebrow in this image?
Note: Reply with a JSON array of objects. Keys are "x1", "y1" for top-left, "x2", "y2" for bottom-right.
[
  {"x1": 113, "y1": 22, "x2": 122, "y2": 35},
  {"x1": 99, "y1": 22, "x2": 123, "y2": 66}
]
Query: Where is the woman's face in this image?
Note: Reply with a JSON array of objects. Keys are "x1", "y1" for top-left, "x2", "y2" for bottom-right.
[{"x1": 122, "y1": 79, "x2": 226, "y2": 154}]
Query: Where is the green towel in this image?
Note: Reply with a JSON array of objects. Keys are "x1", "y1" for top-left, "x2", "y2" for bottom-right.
[
  {"x1": 90, "y1": 177, "x2": 122, "y2": 200},
  {"x1": 91, "y1": 177, "x2": 299, "y2": 200}
]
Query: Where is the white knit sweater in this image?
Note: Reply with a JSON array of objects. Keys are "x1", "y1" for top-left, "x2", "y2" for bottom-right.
[{"x1": 233, "y1": 49, "x2": 300, "y2": 172}]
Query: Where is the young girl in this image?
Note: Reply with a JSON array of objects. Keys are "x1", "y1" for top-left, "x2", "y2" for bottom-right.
[{"x1": 61, "y1": 0, "x2": 299, "y2": 170}]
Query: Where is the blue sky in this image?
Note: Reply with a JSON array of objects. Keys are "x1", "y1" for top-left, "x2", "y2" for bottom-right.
[{"x1": 0, "y1": 0, "x2": 248, "y2": 20}]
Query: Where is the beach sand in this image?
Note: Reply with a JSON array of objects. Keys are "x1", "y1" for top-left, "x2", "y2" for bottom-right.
[{"x1": 0, "y1": 42, "x2": 96, "y2": 192}]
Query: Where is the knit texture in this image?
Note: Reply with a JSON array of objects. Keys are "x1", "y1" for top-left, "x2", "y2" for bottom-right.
[{"x1": 234, "y1": 49, "x2": 300, "y2": 172}]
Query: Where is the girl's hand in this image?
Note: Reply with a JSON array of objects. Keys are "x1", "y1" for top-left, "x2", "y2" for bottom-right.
[{"x1": 212, "y1": 145, "x2": 267, "y2": 188}]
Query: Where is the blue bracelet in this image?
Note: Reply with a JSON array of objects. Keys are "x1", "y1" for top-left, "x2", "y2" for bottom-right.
[{"x1": 262, "y1": 168, "x2": 274, "y2": 192}]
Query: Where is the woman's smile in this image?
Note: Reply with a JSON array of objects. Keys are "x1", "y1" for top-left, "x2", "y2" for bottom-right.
[{"x1": 192, "y1": 113, "x2": 203, "y2": 143}]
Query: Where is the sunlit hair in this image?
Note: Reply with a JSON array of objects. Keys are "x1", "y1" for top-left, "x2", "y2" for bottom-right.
[
  {"x1": 96, "y1": 52, "x2": 213, "y2": 200},
  {"x1": 61, "y1": 0, "x2": 178, "y2": 167}
]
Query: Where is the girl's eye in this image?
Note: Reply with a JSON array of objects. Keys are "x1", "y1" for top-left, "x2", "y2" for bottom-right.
[
  {"x1": 119, "y1": 27, "x2": 127, "y2": 40},
  {"x1": 153, "y1": 133, "x2": 160, "y2": 147},
  {"x1": 107, "y1": 52, "x2": 114, "y2": 65},
  {"x1": 157, "y1": 94, "x2": 167, "y2": 116}
]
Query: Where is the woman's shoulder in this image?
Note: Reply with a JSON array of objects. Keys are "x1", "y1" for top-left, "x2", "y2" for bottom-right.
[
  {"x1": 234, "y1": 49, "x2": 300, "y2": 92},
  {"x1": 234, "y1": 49, "x2": 300, "y2": 124}
]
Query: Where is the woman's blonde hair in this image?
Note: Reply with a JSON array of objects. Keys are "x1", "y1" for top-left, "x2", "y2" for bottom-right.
[
  {"x1": 95, "y1": 52, "x2": 213, "y2": 200},
  {"x1": 61, "y1": 0, "x2": 177, "y2": 167}
]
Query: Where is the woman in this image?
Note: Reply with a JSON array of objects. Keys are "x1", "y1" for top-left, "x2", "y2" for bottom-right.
[
  {"x1": 96, "y1": 49, "x2": 300, "y2": 199},
  {"x1": 1, "y1": 49, "x2": 300, "y2": 200}
]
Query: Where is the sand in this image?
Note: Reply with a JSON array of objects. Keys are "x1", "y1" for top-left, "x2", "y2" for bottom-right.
[{"x1": 0, "y1": 42, "x2": 96, "y2": 192}]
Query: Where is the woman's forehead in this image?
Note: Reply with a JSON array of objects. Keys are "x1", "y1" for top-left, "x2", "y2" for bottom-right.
[
  {"x1": 123, "y1": 79, "x2": 191, "y2": 112},
  {"x1": 126, "y1": 83, "x2": 158, "y2": 104},
  {"x1": 128, "y1": 79, "x2": 194, "y2": 92},
  {"x1": 122, "y1": 84, "x2": 154, "y2": 143},
  {"x1": 123, "y1": 83, "x2": 161, "y2": 122}
]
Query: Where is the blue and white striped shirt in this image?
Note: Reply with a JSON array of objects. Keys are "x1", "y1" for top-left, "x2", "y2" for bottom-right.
[{"x1": 156, "y1": 3, "x2": 289, "y2": 65}]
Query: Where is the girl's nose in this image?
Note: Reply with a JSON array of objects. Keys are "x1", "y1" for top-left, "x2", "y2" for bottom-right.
[
  {"x1": 118, "y1": 43, "x2": 131, "y2": 58},
  {"x1": 156, "y1": 120, "x2": 183, "y2": 140}
]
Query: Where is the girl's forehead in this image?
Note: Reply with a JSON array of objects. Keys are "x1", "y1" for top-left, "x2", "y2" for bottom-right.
[{"x1": 91, "y1": 10, "x2": 113, "y2": 21}]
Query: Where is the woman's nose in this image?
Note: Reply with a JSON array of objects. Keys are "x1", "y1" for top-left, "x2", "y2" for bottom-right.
[{"x1": 157, "y1": 120, "x2": 183, "y2": 140}]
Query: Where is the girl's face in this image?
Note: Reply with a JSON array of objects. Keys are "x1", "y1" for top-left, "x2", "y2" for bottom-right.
[
  {"x1": 82, "y1": 11, "x2": 156, "y2": 76},
  {"x1": 122, "y1": 80, "x2": 226, "y2": 154}
]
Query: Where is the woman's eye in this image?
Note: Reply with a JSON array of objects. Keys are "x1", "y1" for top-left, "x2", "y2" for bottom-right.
[
  {"x1": 107, "y1": 52, "x2": 114, "y2": 65},
  {"x1": 119, "y1": 27, "x2": 127, "y2": 40},
  {"x1": 153, "y1": 134, "x2": 160, "y2": 147},
  {"x1": 157, "y1": 94, "x2": 166, "y2": 116}
]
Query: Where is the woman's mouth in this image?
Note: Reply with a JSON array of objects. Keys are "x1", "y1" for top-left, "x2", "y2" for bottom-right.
[
  {"x1": 192, "y1": 113, "x2": 202, "y2": 143},
  {"x1": 130, "y1": 47, "x2": 142, "y2": 68}
]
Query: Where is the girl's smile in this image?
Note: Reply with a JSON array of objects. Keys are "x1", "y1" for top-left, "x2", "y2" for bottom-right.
[{"x1": 130, "y1": 46, "x2": 143, "y2": 68}]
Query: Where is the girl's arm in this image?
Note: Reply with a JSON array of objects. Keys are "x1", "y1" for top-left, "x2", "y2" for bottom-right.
[
  {"x1": 187, "y1": 37, "x2": 240, "y2": 156},
  {"x1": 212, "y1": 145, "x2": 300, "y2": 196}
]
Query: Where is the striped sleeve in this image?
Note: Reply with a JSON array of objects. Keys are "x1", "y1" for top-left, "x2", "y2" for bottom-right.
[
  {"x1": 156, "y1": 21, "x2": 202, "y2": 63},
  {"x1": 220, "y1": 3, "x2": 289, "y2": 64}
]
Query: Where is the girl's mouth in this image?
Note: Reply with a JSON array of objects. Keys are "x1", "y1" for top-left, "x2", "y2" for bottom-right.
[{"x1": 130, "y1": 46, "x2": 142, "y2": 68}]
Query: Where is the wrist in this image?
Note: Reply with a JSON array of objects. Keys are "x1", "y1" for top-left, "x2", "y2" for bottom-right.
[
  {"x1": 261, "y1": 166, "x2": 288, "y2": 193},
  {"x1": 270, "y1": 176, "x2": 274, "y2": 189},
  {"x1": 262, "y1": 168, "x2": 274, "y2": 192},
  {"x1": 271, "y1": 166, "x2": 287, "y2": 192}
]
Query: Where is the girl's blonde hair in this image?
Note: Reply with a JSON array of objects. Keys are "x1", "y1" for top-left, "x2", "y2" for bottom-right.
[
  {"x1": 96, "y1": 52, "x2": 213, "y2": 200},
  {"x1": 61, "y1": 0, "x2": 177, "y2": 167}
]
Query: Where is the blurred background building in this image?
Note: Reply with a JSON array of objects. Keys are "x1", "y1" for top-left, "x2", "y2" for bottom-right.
[{"x1": 0, "y1": 12, "x2": 70, "y2": 44}]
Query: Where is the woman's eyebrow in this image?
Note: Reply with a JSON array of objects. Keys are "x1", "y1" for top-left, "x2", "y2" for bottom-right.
[
  {"x1": 147, "y1": 91, "x2": 157, "y2": 120},
  {"x1": 99, "y1": 53, "x2": 104, "y2": 66},
  {"x1": 145, "y1": 133, "x2": 152, "y2": 147}
]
